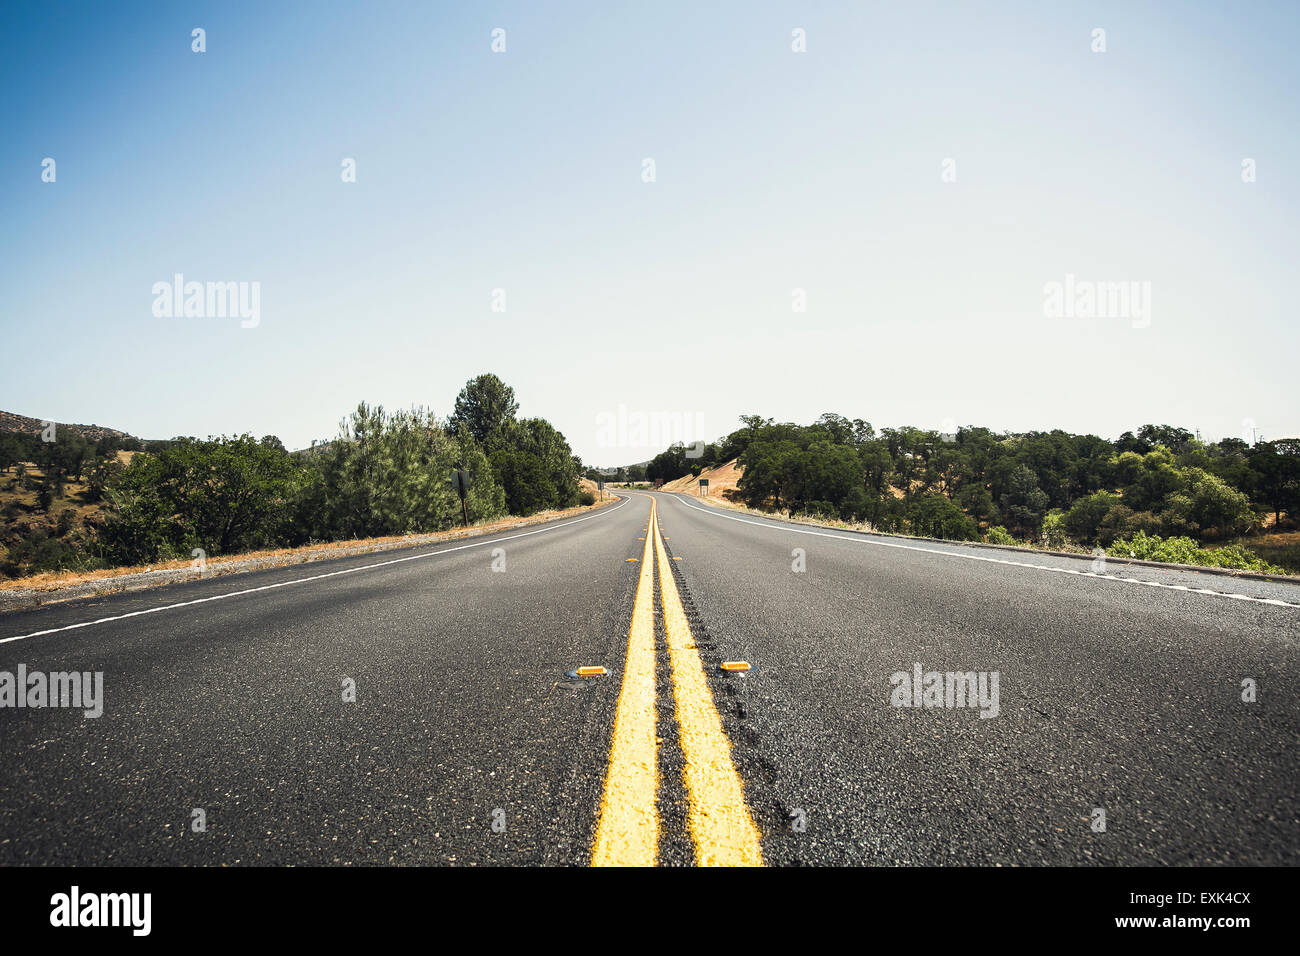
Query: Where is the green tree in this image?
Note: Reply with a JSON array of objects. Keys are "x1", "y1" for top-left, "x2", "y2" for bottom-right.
[
  {"x1": 906, "y1": 494, "x2": 979, "y2": 540},
  {"x1": 1063, "y1": 491, "x2": 1120, "y2": 544},
  {"x1": 955, "y1": 481, "x2": 998, "y2": 527},
  {"x1": 448, "y1": 374, "x2": 519, "y2": 451},
  {"x1": 102, "y1": 435, "x2": 303, "y2": 563},
  {"x1": 489, "y1": 448, "x2": 553, "y2": 515},
  {"x1": 1248, "y1": 440, "x2": 1300, "y2": 525},
  {"x1": 304, "y1": 403, "x2": 504, "y2": 540},
  {"x1": 1120, "y1": 447, "x2": 1184, "y2": 512},
  {"x1": 999, "y1": 465, "x2": 1050, "y2": 537},
  {"x1": 1165, "y1": 467, "x2": 1253, "y2": 539}
]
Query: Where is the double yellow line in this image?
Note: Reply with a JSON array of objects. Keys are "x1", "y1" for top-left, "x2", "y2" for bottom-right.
[{"x1": 592, "y1": 497, "x2": 763, "y2": 867}]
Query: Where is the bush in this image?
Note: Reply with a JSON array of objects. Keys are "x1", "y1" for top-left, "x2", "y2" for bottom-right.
[
  {"x1": 1096, "y1": 504, "x2": 1162, "y2": 546},
  {"x1": 1064, "y1": 491, "x2": 1120, "y2": 544},
  {"x1": 984, "y1": 525, "x2": 1018, "y2": 546},
  {"x1": 906, "y1": 494, "x2": 979, "y2": 541},
  {"x1": 101, "y1": 434, "x2": 304, "y2": 564},
  {"x1": 1107, "y1": 531, "x2": 1282, "y2": 573},
  {"x1": 1168, "y1": 468, "x2": 1254, "y2": 539},
  {"x1": 490, "y1": 448, "x2": 555, "y2": 516},
  {"x1": 2, "y1": 527, "x2": 103, "y2": 577},
  {"x1": 802, "y1": 500, "x2": 839, "y2": 519},
  {"x1": 578, "y1": 491, "x2": 596, "y2": 506},
  {"x1": 1041, "y1": 509, "x2": 1069, "y2": 549}
]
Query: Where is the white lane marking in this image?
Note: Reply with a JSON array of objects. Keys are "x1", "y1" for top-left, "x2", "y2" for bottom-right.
[
  {"x1": 663, "y1": 494, "x2": 1300, "y2": 610},
  {"x1": 0, "y1": 497, "x2": 634, "y2": 645}
]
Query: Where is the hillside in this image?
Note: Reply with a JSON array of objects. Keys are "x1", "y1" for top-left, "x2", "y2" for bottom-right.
[
  {"x1": 659, "y1": 458, "x2": 744, "y2": 497},
  {"x1": 0, "y1": 409, "x2": 134, "y2": 443}
]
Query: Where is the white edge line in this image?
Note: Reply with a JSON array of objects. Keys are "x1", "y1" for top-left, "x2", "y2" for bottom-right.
[
  {"x1": 0, "y1": 496, "x2": 634, "y2": 645},
  {"x1": 664, "y1": 494, "x2": 1300, "y2": 610}
]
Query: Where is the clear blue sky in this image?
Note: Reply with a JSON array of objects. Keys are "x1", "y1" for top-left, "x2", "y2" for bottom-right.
[{"x1": 3, "y1": 0, "x2": 1297, "y2": 465}]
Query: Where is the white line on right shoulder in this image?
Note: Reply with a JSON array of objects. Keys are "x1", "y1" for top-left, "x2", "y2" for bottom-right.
[{"x1": 665, "y1": 494, "x2": 1300, "y2": 609}]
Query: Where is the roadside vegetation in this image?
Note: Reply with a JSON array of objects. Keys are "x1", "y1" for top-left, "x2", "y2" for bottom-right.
[
  {"x1": 624, "y1": 416, "x2": 1300, "y2": 575},
  {"x1": 1, "y1": 374, "x2": 586, "y2": 579}
]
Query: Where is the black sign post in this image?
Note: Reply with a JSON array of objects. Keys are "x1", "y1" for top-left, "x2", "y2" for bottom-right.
[{"x1": 451, "y1": 469, "x2": 471, "y2": 527}]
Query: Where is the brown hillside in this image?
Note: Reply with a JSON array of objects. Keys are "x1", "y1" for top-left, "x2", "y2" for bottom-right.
[
  {"x1": 660, "y1": 458, "x2": 744, "y2": 498},
  {"x1": 0, "y1": 409, "x2": 133, "y2": 443}
]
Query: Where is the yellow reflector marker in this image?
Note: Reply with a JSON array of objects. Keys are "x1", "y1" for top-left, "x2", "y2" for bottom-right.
[
  {"x1": 577, "y1": 666, "x2": 607, "y2": 677},
  {"x1": 652, "y1": 511, "x2": 763, "y2": 867},
  {"x1": 720, "y1": 661, "x2": 751, "y2": 672},
  {"x1": 592, "y1": 497, "x2": 659, "y2": 867},
  {"x1": 626, "y1": 557, "x2": 638, "y2": 562}
]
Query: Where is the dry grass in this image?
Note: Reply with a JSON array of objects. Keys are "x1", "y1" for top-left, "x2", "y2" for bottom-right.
[
  {"x1": 659, "y1": 458, "x2": 744, "y2": 498},
  {"x1": 0, "y1": 464, "x2": 104, "y2": 525},
  {"x1": 1224, "y1": 530, "x2": 1300, "y2": 575}
]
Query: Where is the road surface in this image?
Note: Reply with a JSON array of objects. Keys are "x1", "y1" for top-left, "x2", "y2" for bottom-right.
[{"x1": 1, "y1": 492, "x2": 1296, "y2": 865}]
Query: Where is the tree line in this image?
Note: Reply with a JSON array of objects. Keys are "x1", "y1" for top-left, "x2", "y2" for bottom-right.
[
  {"x1": 635, "y1": 415, "x2": 1300, "y2": 566},
  {"x1": 1, "y1": 374, "x2": 589, "y2": 576}
]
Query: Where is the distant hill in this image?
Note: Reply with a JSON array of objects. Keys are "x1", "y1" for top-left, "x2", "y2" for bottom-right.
[
  {"x1": 0, "y1": 410, "x2": 136, "y2": 444},
  {"x1": 659, "y1": 458, "x2": 744, "y2": 498},
  {"x1": 292, "y1": 439, "x2": 338, "y2": 457}
]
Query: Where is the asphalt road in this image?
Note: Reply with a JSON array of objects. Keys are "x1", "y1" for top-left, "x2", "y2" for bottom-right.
[{"x1": 1, "y1": 491, "x2": 1296, "y2": 866}]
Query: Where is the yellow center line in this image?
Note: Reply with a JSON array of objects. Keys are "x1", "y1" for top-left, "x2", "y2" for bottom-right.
[
  {"x1": 591, "y1": 496, "x2": 659, "y2": 866},
  {"x1": 652, "y1": 504, "x2": 764, "y2": 867}
]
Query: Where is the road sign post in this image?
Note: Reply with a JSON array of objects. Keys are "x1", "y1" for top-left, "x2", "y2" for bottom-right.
[
  {"x1": 451, "y1": 468, "x2": 470, "y2": 527},
  {"x1": 699, "y1": 477, "x2": 709, "y2": 497}
]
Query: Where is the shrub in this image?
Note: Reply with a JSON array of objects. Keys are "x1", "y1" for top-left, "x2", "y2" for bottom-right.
[
  {"x1": 984, "y1": 525, "x2": 1017, "y2": 546},
  {"x1": 578, "y1": 491, "x2": 596, "y2": 506},
  {"x1": 1107, "y1": 531, "x2": 1282, "y2": 573},
  {"x1": 906, "y1": 494, "x2": 979, "y2": 541},
  {"x1": 1064, "y1": 491, "x2": 1120, "y2": 544},
  {"x1": 1097, "y1": 504, "x2": 1162, "y2": 546},
  {"x1": 802, "y1": 500, "x2": 839, "y2": 519},
  {"x1": 102, "y1": 434, "x2": 303, "y2": 564},
  {"x1": 1041, "y1": 509, "x2": 1069, "y2": 549},
  {"x1": 2, "y1": 528, "x2": 103, "y2": 577},
  {"x1": 1171, "y1": 467, "x2": 1254, "y2": 539}
]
